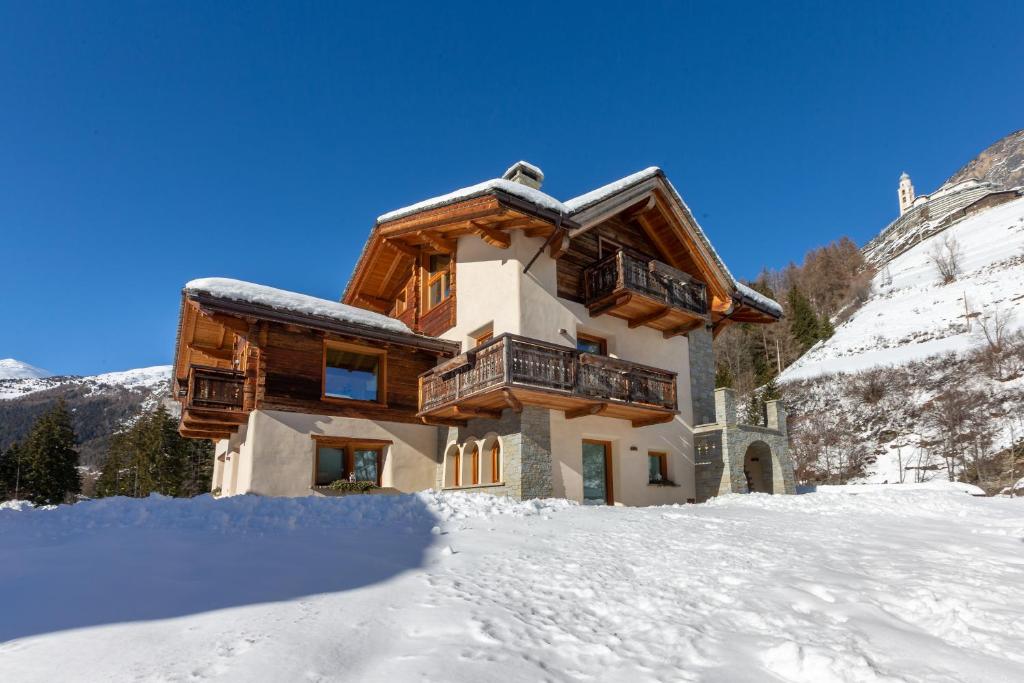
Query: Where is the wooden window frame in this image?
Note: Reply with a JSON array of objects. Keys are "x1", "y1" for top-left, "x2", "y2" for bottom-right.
[
  {"x1": 321, "y1": 339, "x2": 388, "y2": 407},
  {"x1": 576, "y1": 332, "x2": 608, "y2": 356},
  {"x1": 648, "y1": 451, "x2": 668, "y2": 484},
  {"x1": 311, "y1": 436, "x2": 390, "y2": 488},
  {"x1": 474, "y1": 327, "x2": 494, "y2": 347},
  {"x1": 598, "y1": 236, "x2": 623, "y2": 259},
  {"x1": 422, "y1": 252, "x2": 453, "y2": 313},
  {"x1": 391, "y1": 289, "x2": 407, "y2": 317},
  {"x1": 582, "y1": 439, "x2": 614, "y2": 505},
  {"x1": 490, "y1": 441, "x2": 501, "y2": 484},
  {"x1": 449, "y1": 448, "x2": 461, "y2": 487}
]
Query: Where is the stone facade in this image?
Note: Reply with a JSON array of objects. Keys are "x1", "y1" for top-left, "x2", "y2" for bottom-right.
[
  {"x1": 687, "y1": 325, "x2": 717, "y2": 425},
  {"x1": 436, "y1": 406, "x2": 553, "y2": 499},
  {"x1": 694, "y1": 387, "x2": 796, "y2": 502}
]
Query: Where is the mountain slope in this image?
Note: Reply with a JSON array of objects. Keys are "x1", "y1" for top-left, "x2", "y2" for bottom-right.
[
  {"x1": 0, "y1": 359, "x2": 51, "y2": 380},
  {"x1": 0, "y1": 366, "x2": 172, "y2": 468},
  {"x1": 782, "y1": 197, "x2": 1024, "y2": 381},
  {"x1": 944, "y1": 129, "x2": 1024, "y2": 190}
]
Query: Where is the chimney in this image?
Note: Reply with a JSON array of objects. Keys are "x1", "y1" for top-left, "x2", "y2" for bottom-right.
[{"x1": 502, "y1": 161, "x2": 544, "y2": 190}]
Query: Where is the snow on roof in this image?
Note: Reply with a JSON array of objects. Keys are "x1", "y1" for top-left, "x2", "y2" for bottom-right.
[
  {"x1": 185, "y1": 278, "x2": 413, "y2": 335},
  {"x1": 376, "y1": 178, "x2": 567, "y2": 224},
  {"x1": 563, "y1": 167, "x2": 662, "y2": 213},
  {"x1": 735, "y1": 282, "x2": 784, "y2": 318},
  {"x1": 502, "y1": 160, "x2": 544, "y2": 182}
]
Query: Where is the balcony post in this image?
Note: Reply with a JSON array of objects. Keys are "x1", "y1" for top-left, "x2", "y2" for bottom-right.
[{"x1": 615, "y1": 250, "x2": 625, "y2": 290}]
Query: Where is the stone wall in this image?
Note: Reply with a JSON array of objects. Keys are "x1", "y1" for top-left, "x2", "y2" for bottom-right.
[
  {"x1": 694, "y1": 388, "x2": 796, "y2": 502},
  {"x1": 437, "y1": 406, "x2": 553, "y2": 500},
  {"x1": 687, "y1": 326, "x2": 717, "y2": 425}
]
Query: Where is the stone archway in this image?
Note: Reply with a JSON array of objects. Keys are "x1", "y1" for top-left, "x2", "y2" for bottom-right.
[{"x1": 743, "y1": 440, "x2": 774, "y2": 493}]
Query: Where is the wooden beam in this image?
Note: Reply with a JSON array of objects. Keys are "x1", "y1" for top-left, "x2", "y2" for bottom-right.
[
  {"x1": 631, "y1": 414, "x2": 676, "y2": 428},
  {"x1": 354, "y1": 293, "x2": 391, "y2": 311},
  {"x1": 180, "y1": 428, "x2": 232, "y2": 440},
  {"x1": 419, "y1": 416, "x2": 468, "y2": 428},
  {"x1": 549, "y1": 228, "x2": 570, "y2": 259},
  {"x1": 384, "y1": 238, "x2": 420, "y2": 258},
  {"x1": 501, "y1": 388, "x2": 522, "y2": 413},
  {"x1": 662, "y1": 319, "x2": 704, "y2": 339},
  {"x1": 468, "y1": 220, "x2": 511, "y2": 249},
  {"x1": 186, "y1": 342, "x2": 233, "y2": 361},
  {"x1": 204, "y1": 312, "x2": 250, "y2": 334},
  {"x1": 622, "y1": 194, "x2": 657, "y2": 220},
  {"x1": 628, "y1": 307, "x2": 673, "y2": 329},
  {"x1": 423, "y1": 232, "x2": 456, "y2": 254},
  {"x1": 523, "y1": 225, "x2": 555, "y2": 239},
  {"x1": 565, "y1": 403, "x2": 607, "y2": 420},
  {"x1": 452, "y1": 406, "x2": 503, "y2": 420},
  {"x1": 589, "y1": 293, "x2": 632, "y2": 317}
]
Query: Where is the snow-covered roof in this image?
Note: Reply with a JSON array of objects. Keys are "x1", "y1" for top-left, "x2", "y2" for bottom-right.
[
  {"x1": 185, "y1": 278, "x2": 413, "y2": 335},
  {"x1": 563, "y1": 167, "x2": 662, "y2": 213},
  {"x1": 376, "y1": 179, "x2": 567, "y2": 224},
  {"x1": 734, "y1": 282, "x2": 784, "y2": 318}
]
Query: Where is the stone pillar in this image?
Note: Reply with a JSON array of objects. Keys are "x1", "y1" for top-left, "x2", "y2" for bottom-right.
[
  {"x1": 765, "y1": 400, "x2": 787, "y2": 436},
  {"x1": 687, "y1": 326, "x2": 717, "y2": 425},
  {"x1": 714, "y1": 387, "x2": 739, "y2": 426}
]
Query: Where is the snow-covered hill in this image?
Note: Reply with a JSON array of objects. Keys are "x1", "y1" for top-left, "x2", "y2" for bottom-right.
[
  {"x1": 0, "y1": 365, "x2": 173, "y2": 469},
  {"x1": 0, "y1": 359, "x2": 51, "y2": 380},
  {"x1": 782, "y1": 197, "x2": 1024, "y2": 381}
]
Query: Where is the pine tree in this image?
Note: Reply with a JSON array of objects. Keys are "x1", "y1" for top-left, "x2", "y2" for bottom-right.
[
  {"x1": 820, "y1": 314, "x2": 836, "y2": 340},
  {"x1": 23, "y1": 401, "x2": 81, "y2": 505},
  {"x1": 0, "y1": 442, "x2": 25, "y2": 500},
  {"x1": 787, "y1": 286, "x2": 823, "y2": 353},
  {"x1": 715, "y1": 363, "x2": 733, "y2": 388}
]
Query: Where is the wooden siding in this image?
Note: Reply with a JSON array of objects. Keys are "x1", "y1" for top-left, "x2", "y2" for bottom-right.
[
  {"x1": 557, "y1": 215, "x2": 663, "y2": 302},
  {"x1": 257, "y1": 322, "x2": 440, "y2": 423}
]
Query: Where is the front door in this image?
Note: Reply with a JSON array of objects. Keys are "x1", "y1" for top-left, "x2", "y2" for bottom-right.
[{"x1": 582, "y1": 440, "x2": 612, "y2": 505}]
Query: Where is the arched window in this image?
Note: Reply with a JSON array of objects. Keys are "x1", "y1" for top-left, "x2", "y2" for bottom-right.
[
  {"x1": 444, "y1": 444, "x2": 461, "y2": 488},
  {"x1": 470, "y1": 445, "x2": 480, "y2": 485},
  {"x1": 490, "y1": 440, "x2": 501, "y2": 483}
]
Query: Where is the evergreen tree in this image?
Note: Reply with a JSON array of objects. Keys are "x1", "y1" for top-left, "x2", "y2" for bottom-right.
[
  {"x1": 23, "y1": 401, "x2": 81, "y2": 505},
  {"x1": 787, "y1": 286, "x2": 823, "y2": 353},
  {"x1": 820, "y1": 314, "x2": 836, "y2": 340},
  {"x1": 715, "y1": 362, "x2": 733, "y2": 389},
  {"x1": 97, "y1": 406, "x2": 213, "y2": 498},
  {"x1": 0, "y1": 442, "x2": 25, "y2": 500}
]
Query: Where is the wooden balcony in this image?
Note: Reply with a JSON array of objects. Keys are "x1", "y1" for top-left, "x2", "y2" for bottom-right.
[
  {"x1": 179, "y1": 366, "x2": 248, "y2": 440},
  {"x1": 418, "y1": 334, "x2": 677, "y2": 427},
  {"x1": 583, "y1": 249, "x2": 709, "y2": 337}
]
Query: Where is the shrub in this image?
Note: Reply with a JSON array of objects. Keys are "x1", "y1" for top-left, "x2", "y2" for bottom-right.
[{"x1": 326, "y1": 480, "x2": 378, "y2": 493}]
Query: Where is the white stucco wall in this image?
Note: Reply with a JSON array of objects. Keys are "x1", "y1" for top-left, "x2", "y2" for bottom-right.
[
  {"x1": 229, "y1": 409, "x2": 439, "y2": 497},
  {"x1": 436, "y1": 229, "x2": 699, "y2": 506}
]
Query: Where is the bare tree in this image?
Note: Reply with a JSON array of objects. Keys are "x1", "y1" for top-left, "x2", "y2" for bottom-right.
[
  {"x1": 974, "y1": 308, "x2": 1022, "y2": 381},
  {"x1": 928, "y1": 235, "x2": 962, "y2": 285}
]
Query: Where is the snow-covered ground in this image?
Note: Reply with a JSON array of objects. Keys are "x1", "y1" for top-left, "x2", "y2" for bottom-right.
[
  {"x1": 782, "y1": 197, "x2": 1024, "y2": 381},
  {"x1": 1, "y1": 491, "x2": 1022, "y2": 682},
  {"x1": 0, "y1": 364, "x2": 170, "y2": 400}
]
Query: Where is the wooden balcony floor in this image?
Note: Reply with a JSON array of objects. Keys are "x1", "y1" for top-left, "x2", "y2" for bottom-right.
[
  {"x1": 589, "y1": 289, "x2": 706, "y2": 336},
  {"x1": 419, "y1": 384, "x2": 676, "y2": 427}
]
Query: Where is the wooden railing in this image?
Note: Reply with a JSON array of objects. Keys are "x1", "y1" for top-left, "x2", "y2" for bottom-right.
[
  {"x1": 420, "y1": 334, "x2": 677, "y2": 414},
  {"x1": 583, "y1": 249, "x2": 708, "y2": 316},
  {"x1": 187, "y1": 366, "x2": 245, "y2": 411}
]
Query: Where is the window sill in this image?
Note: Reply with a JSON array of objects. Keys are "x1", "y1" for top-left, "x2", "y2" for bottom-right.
[
  {"x1": 443, "y1": 482, "x2": 505, "y2": 491},
  {"x1": 648, "y1": 481, "x2": 680, "y2": 487}
]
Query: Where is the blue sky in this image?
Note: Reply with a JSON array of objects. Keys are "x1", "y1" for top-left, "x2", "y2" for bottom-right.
[{"x1": 1, "y1": 1, "x2": 1022, "y2": 375}]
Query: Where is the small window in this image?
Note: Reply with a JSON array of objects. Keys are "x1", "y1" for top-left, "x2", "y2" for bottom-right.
[
  {"x1": 314, "y1": 443, "x2": 384, "y2": 487},
  {"x1": 576, "y1": 332, "x2": 607, "y2": 355},
  {"x1": 391, "y1": 290, "x2": 407, "y2": 317},
  {"x1": 648, "y1": 451, "x2": 668, "y2": 484},
  {"x1": 475, "y1": 328, "x2": 493, "y2": 347},
  {"x1": 324, "y1": 341, "x2": 386, "y2": 403},
  {"x1": 426, "y1": 253, "x2": 452, "y2": 310}
]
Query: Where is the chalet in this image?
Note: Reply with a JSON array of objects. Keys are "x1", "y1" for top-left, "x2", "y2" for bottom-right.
[{"x1": 172, "y1": 162, "x2": 796, "y2": 505}]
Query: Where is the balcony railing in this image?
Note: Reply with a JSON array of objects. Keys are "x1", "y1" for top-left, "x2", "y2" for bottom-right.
[
  {"x1": 583, "y1": 249, "x2": 708, "y2": 316},
  {"x1": 187, "y1": 366, "x2": 245, "y2": 412},
  {"x1": 419, "y1": 334, "x2": 677, "y2": 415}
]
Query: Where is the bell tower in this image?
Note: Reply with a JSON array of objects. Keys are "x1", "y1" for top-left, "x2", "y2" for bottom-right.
[{"x1": 898, "y1": 172, "x2": 916, "y2": 216}]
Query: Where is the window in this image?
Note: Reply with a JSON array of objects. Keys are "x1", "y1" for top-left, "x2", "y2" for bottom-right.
[
  {"x1": 475, "y1": 329, "x2": 493, "y2": 347},
  {"x1": 426, "y1": 253, "x2": 452, "y2": 310},
  {"x1": 323, "y1": 341, "x2": 386, "y2": 403},
  {"x1": 576, "y1": 332, "x2": 607, "y2": 355},
  {"x1": 648, "y1": 451, "x2": 668, "y2": 484},
  {"x1": 313, "y1": 440, "x2": 386, "y2": 487},
  {"x1": 490, "y1": 441, "x2": 501, "y2": 483},
  {"x1": 391, "y1": 290, "x2": 407, "y2": 317},
  {"x1": 598, "y1": 237, "x2": 623, "y2": 259},
  {"x1": 470, "y1": 445, "x2": 480, "y2": 485}
]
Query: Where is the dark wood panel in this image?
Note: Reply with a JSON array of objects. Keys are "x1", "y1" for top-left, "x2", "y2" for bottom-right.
[{"x1": 557, "y1": 216, "x2": 661, "y2": 302}]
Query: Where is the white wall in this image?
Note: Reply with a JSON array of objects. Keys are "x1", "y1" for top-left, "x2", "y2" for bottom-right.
[{"x1": 228, "y1": 410, "x2": 439, "y2": 497}]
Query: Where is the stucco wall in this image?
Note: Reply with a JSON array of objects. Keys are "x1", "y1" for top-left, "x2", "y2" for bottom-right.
[
  {"x1": 226, "y1": 409, "x2": 439, "y2": 497},
  {"x1": 549, "y1": 411, "x2": 695, "y2": 506}
]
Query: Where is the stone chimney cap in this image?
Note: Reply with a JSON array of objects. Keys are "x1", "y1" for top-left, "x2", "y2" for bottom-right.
[{"x1": 502, "y1": 160, "x2": 544, "y2": 190}]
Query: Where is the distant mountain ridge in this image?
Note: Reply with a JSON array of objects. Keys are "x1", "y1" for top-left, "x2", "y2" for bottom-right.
[
  {"x1": 0, "y1": 359, "x2": 52, "y2": 380},
  {"x1": 0, "y1": 365, "x2": 173, "y2": 468}
]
